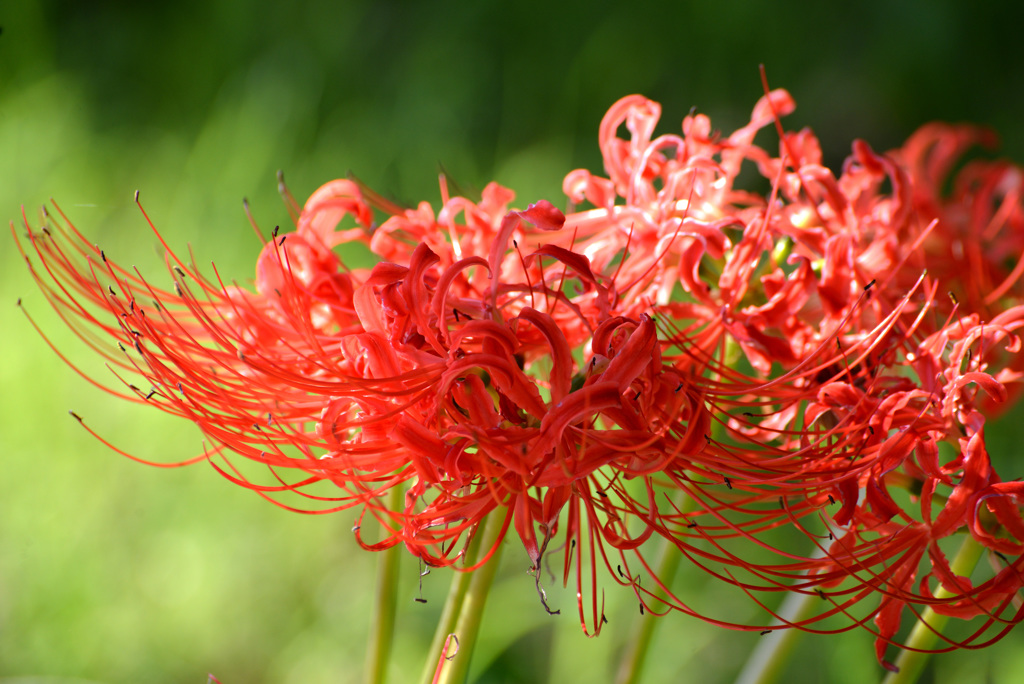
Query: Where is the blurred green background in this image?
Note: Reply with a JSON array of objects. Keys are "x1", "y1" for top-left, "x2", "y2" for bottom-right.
[{"x1": 3, "y1": 1, "x2": 1024, "y2": 682}]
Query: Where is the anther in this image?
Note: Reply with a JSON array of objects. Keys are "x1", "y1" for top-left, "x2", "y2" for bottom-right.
[
  {"x1": 724, "y1": 477, "x2": 732, "y2": 490},
  {"x1": 69, "y1": 410, "x2": 83, "y2": 422},
  {"x1": 445, "y1": 635, "x2": 460, "y2": 660},
  {"x1": 134, "y1": 190, "x2": 140, "y2": 202},
  {"x1": 760, "y1": 630, "x2": 771, "y2": 636},
  {"x1": 864, "y1": 279, "x2": 875, "y2": 291}
]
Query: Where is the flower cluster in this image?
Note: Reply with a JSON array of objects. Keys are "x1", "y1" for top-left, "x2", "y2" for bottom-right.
[{"x1": 15, "y1": 86, "x2": 1024, "y2": 669}]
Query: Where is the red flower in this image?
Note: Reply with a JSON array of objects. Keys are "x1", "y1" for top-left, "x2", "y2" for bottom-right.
[
  {"x1": 560, "y1": 91, "x2": 1024, "y2": 665},
  {"x1": 16, "y1": 87, "x2": 1024, "y2": 666},
  {"x1": 16, "y1": 174, "x2": 718, "y2": 633}
]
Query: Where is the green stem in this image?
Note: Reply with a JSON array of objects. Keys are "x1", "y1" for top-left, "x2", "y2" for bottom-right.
[
  {"x1": 732, "y1": 539, "x2": 841, "y2": 684},
  {"x1": 418, "y1": 551, "x2": 474, "y2": 684},
  {"x1": 365, "y1": 487, "x2": 404, "y2": 684},
  {"x1": 614, "y1": 495, "x2": 689, "y2": 684},
  {"x1": 881, "y1": 534, "x2": 986, "y2": 684},
  {"x1": 733, "y1": 588, "x2": 818, "y2": 684},
  {"x1": 613, "y1": 539, "x2": 682, "y2": 684},
  {"x1": 424, "y1": 511, "x2": 507, "y2": 684}
]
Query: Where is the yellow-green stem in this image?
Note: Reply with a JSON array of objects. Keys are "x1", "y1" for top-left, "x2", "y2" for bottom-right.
[
  {"x1": 418, "y1": 550, "x2": 474, "y2": 684},
  {"x1": 881, "y1": 534, "x2": 986, "y2": 684},
  {"x1": 614, "y1": 493, "x2": 690, "y2": 684},
  {"x1": 613, "y1": 538, "x2": 682, "y2": 684},
  {"x1": 365, "y1": 487, "x2": 404, "y2": 684},
  {"x1": 425, "y1": 511, "x2": 507, "y2": 684},
  {"x1": 733, "y1": 588, "x2": 818, "y2": 684}
]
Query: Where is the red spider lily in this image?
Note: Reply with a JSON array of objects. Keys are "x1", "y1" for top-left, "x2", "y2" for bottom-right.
[
  {"x1": 14, "y1": 85, "x2": 1024, "y2": 669},
  {"x1": 898, "y1": 123, "x2": 1024, "y2": 315},
  {"x1": 655, "y1": 305, "x2": 1024, "y2": 669},
  {"x1": 14, "y1": 175, "x2": 717, "y2": 634},
  {"x1": 557, "y1": 90, "x2": 1024, "y2": 666}
]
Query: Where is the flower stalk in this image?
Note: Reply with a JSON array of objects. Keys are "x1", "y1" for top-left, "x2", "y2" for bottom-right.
[
  {"x1": 428, "y1": 510, "x2": 507, "y2": 684},
  {"x1": 419, "y1": 560, "x2": 474, "y2": 684},
  {"x1": 733, "y1": 587, "x2": 818, "y2": 684},
  {"x1": 365, "y1": 487, "x2": 404, "y2": 684},
  {"x1": 615, "y1": 490, "x2": 693, "y2": 684},
  {"x1": 613, "y1": 532, "x2": 683, "y2": 684},
  {"x1": 881, "y1": 534, "x2": 987, "y2": 684}
]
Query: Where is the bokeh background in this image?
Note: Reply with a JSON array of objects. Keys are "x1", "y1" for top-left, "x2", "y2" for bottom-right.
[{"x1": 3, "y1": 1, "x2": 1024, "y2": 682}]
